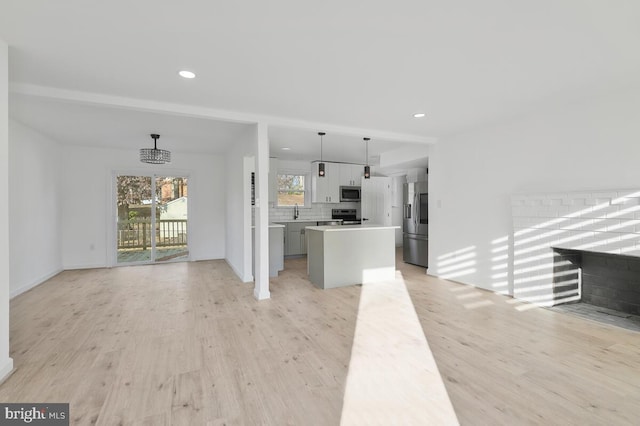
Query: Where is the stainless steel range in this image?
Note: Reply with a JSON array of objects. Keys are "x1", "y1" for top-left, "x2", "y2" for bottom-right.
[{"x1": 332, "y1": 209, "x2": 361, "y2": 225}]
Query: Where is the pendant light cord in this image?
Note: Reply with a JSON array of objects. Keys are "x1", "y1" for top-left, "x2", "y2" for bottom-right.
[
  {"x1": 364, "y1": 137, "x2": 370, "y2": 165},
  {"x1": 318, "y1": 132, "x2": 326, "y2": 161}
]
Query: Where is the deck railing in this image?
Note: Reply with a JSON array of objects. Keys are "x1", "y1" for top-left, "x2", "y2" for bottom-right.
[{"x1": 117, "y1": 219, "x2": 187, "y2": 249}]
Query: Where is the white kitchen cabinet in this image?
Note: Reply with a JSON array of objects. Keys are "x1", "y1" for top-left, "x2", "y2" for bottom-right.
[
  {"x1": 284, "y1": 221, "x2": 316, "y2": 255},
  {"x1": 391, "y1": 175, "x2": 404, "y2": 207},
  {"x1": 287, "y1": 225, "x2": 303, "y2": 255},
  {"x1": 338, "y1": 164, "x2": 352, "y2": 186},
  {"x1": 339, "y1": 163, "x2": 364, "y2": 187},
  {"x1": 311, "y1": 162, "x2": 340, "y2": 203}
]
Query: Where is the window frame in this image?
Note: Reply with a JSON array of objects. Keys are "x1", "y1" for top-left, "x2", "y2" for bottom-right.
[{"x1": 275, "y1": 170, "x2": 311, "y2": 208}]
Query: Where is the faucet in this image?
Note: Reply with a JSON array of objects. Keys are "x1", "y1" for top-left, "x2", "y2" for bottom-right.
[{"x1": 294, "y1": 203, "x2": 299, "y2": 220}]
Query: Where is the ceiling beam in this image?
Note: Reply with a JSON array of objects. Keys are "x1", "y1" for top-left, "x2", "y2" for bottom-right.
[{"x1": 10, "y1": 83, "x2": 437, "y2": 145}]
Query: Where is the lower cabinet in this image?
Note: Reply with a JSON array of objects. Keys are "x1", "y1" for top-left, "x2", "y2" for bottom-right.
[
  {"x1": 287, "y1": 229, "x2": 302, "y2": 255},
  {"x1": 283, "y1": 221, "x2": 316, "y2": 256}
]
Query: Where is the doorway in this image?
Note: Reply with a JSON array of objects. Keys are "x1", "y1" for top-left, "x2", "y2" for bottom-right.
[{"x1": 115, "y1": 174, "x2": 189, "y2": 265}]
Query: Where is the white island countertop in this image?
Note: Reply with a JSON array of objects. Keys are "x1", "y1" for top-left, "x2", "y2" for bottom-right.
[
  {"x1": 306, "y1": 224, "x2": 399, "y2": 231},
  {"x1": 271, "y1": 219, "x2": 343, "y2": 223},
  {"x1": 251, "y1": 223, "x2": 285, "y2": 228}
]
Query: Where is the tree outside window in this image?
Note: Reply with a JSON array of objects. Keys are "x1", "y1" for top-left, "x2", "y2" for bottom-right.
[{"x1": 277, "y1": 174, "x2": 307, "y2": 207}]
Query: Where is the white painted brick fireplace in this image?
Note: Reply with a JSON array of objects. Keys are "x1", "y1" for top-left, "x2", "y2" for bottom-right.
[{"x1": 510, "y1": 189, "x2": 640, "y2": 306}]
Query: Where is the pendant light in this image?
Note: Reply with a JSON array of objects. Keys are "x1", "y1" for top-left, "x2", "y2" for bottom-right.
[
  {"x1": 318, "y1": 132, "x2": 326, "y2": 177},
  {"x1": 363, "y1": 137, "x2": 371, "y2": 179},
  {"x1": 140, "y1": 133, "x2": 171, "y2": 164}
]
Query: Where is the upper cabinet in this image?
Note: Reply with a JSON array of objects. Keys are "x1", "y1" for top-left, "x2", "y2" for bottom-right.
[
  {"x1": 311, "y1": 162, "x2": 365, "y2": 203},
  {"x1": 339, "y1": 164, "x2": 364, "y2": 187},
  {"x1": 311, "y1": 161, "x2": 340, "y2": 203}
]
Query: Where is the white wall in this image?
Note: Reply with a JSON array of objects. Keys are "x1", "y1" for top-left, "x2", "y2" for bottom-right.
[
  {"x1": 9, "y1": 120, "x2": 63, "y2": 297},
  {"x1": 430, "y1": 87, "x2": 640, "y2": 292},
  {"x1": 0, "y1": 38, "x2": 13, "y2": 380},
  {"x1": 378, "y1": 144, "x2": 431, "y2": 170},
  {"x1": 60, "y1": 145, "x2": 226, "y2": 269},
  {"x1": 225, "y1": 135, "x2": 254, "y2": 281},
  {"x1": 274, "y1": 159, "x2": 312, "y2": 174}
]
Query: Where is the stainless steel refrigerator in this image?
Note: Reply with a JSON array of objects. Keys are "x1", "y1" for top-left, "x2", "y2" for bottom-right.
[{"x1": 403, "y1": 181, "x2": 428, "y2": 268}]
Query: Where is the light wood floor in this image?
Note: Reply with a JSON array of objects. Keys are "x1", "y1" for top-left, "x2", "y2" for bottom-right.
[{"x1": 1, "y1": 253, "x2": 640, "y2": 425}]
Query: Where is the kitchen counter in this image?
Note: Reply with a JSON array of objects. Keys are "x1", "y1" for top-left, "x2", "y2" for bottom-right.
[
  {"x1": 306, "y1": 225, "x2": 399, "y2": 289},
  {"x1": 306, "y1": 224, "x2": 397, "y2": 231},
  {"x1": 271, "y1": 219, "x2": 342, "y2": 223},
  {"x1": 271, "y1": 220, "x2": 341, "y2": 257}
]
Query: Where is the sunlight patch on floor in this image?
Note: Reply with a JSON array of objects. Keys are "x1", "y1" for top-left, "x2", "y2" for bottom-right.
[
  {"x1": 463, "y1": 299, "x2": 494, "y2": 309},
  {"x1": 515, "y1": 302, "x2": 543, "y2": 312},
  {"x1": 456, "y1": 291, "x2": 483, "y2": 300},
  {"x1": 340, "y1": 274, "x2": 459, "y2": 425}
]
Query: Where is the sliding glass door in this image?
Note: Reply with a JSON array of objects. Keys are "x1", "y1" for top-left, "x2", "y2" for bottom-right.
[
  {"x1": 154, "y1": 176, "x2": 188, "y2": 262},
  {"x1": 116, "y1": 174, "x2": 189, "y2": 265}
]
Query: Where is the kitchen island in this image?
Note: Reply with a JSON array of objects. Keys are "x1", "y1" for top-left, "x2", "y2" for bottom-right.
[{"x1": 306, "y1": 225, "x2": 400, "y2": 289}]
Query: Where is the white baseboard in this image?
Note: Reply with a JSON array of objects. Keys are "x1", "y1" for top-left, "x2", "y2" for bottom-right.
[
  {"x1": 190, "y1": 255, "x2": 223, "y2": 262},
  {"x1": 254, "y1": 288, "x2": 271, "y2": 300},
  {"x1": 10, "y1": 268, "x2": 63, "y2": 299},
  {"x1": 62, "y1": 263, "x2": 107, "y2": 270},
  {"x1": 225, "y1": 258, "x2": 253, "y2": 283},
  {"x1": 0, "y1": 358, "x2": 14, "y2": 385}
]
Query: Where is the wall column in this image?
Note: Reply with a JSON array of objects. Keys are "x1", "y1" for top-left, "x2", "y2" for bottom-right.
[
  {"x1": 0, "y1": 39, "x2": 14, "y2": 380},
  {"x1": 253, "y1": 122, "x2": 270, "y2": 300}
]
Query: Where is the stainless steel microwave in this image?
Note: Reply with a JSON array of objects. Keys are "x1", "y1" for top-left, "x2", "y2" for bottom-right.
[{"x1": 340, "y1": 186, "x2": 361, "y2": 202}]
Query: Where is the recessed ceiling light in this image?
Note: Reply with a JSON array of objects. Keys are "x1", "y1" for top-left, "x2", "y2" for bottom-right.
[
  {"x1": 413, "y1": 112, "x2": 426, "y2": 118},
  {"x1": 179, "y1": 70, "x2": 196, "y2": 79},
  {"x1": 281, "y1": 147, "x2": 291, "y2": 151}
]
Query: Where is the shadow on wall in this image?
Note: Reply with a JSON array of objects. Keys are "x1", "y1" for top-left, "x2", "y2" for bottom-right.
[
  {"x1": 512, "y1": 189, "x2": 640, "y2": 307},
  {"x1": 434, "y1": 189, "x2": 640, "y2": 308}
]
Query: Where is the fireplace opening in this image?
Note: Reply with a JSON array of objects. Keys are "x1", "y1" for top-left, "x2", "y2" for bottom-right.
[{"x1": 552, "y1": 248, "x2": 640, "y2": 316}]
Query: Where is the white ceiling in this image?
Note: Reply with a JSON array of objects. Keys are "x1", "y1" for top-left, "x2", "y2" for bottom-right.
[
  {"x1": 9, "y1": 94, "x2": 253, "y2": 154},
  {"x1": 2, "y1": 1, "x2": 640, "y2": 163},
  {"x1": 268, "y1": 126, "x2": 426, "y2": 165},
  {"x1": 9, "y1": 93, "x2": 427, "y2": 165}
]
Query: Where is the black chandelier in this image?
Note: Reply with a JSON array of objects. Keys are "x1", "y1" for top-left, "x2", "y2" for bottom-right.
[{"x1": 140, "y1": 133, "x2": 171, "y2": 164}]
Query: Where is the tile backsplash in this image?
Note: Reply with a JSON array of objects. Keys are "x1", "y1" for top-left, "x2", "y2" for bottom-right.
[{"x1": 258, "y1": 202, "x2": 361, "y2": 223}]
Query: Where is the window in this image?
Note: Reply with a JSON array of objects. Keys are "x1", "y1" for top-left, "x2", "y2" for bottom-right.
[{"x1": 277, "y1": 173, "x2": 309, "y2": 207}]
